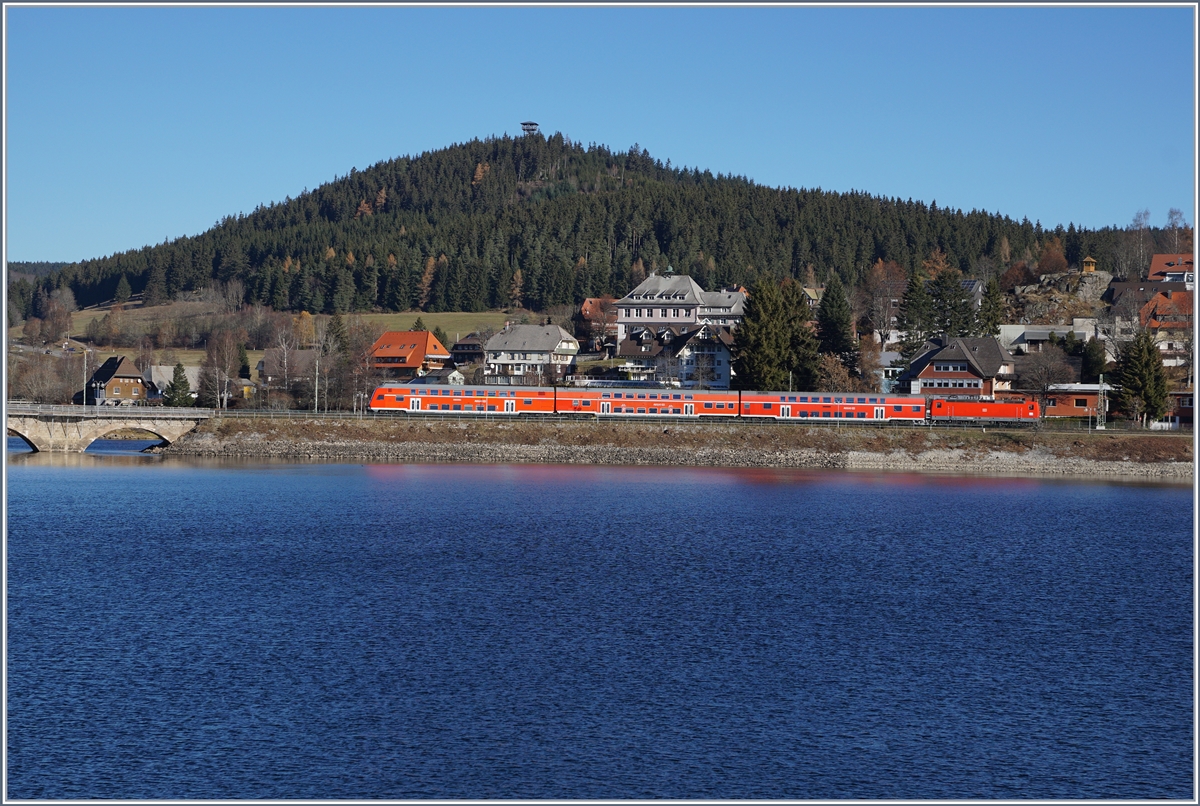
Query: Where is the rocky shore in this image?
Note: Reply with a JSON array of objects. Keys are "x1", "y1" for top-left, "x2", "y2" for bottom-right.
[{"x1": 158, "y1": 417, "x2": 1194, "y2": 481}]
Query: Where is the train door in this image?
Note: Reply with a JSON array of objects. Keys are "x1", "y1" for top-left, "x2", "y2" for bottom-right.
[
  {"x1": 874, "y1": 406, "x2": 885, "y2": 420},
  {"x1": 409, "y1": 397, "x2": 421, "y2": 411},
  {"x1": 684, "y1": 404, "x2": 694, "y2": 415},
  {"x1": 780, "y1": 405, "x2": 791, "y2": 418},
  {"x1": 600, "y1": 401, "x2": 611, "y2": 414},
  {"x1": 504, "y1": 399, "x2": 516, "y2": 413}
]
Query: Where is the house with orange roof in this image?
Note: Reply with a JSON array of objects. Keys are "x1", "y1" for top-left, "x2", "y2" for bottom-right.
[
  {"x1": 369, "y1": 330, "x2": 451, "y2": 379},
  {"x1": 1139, "y1": 289, "x2": 1193, "y2": 367},
  {"x1": 1147, "y1": 253, "x2": 1194, "y2": 285}
]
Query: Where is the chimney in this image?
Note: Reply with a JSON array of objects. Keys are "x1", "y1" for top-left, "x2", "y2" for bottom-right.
[{"x1": 1166, "y1": 290, "x2": 1173, "y2": 300}]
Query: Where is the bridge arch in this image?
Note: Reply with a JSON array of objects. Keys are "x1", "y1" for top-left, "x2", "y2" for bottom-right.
[
  {"x1": 75, "y1": 423, "x2": 172, "y2": 450},
  {"x1": 6, "y1": 428, "x2": 40, "y2": 452}
]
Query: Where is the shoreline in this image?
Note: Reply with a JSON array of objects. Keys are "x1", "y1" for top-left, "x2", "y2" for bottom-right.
[{"x1": 157, "y1": 417, "x2": 1194, "y2": 481}]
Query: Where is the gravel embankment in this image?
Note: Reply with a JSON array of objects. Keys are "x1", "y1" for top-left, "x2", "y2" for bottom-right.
[{"x1": 158, "y1": 417, "x2": 1194, "y2": 480}]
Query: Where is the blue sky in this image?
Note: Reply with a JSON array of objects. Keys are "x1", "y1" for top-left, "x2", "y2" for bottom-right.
[{"x1": 4, "y1": 4, "x2": 1196, "y2": 263}]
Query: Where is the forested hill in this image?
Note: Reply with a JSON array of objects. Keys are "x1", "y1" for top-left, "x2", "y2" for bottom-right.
[{"x1": 13, "y1": 133, "x2": 1141, "y2": 315}]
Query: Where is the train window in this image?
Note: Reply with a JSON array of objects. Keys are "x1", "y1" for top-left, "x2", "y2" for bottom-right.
[
  {"x1": 822, "y1": 411, "x2": 830, "y2": 417},
  {"x1": 637, "y1": 394, "x2": 647, "y2": 399},
  {"x1": 488, "y1": 405, "x2": 496, "y2": 411},
  {"x1": 834, "y1": 397, "x2": 843, "y2": 403},
  {"x1": 763, "y1": 402, "x2": 773, "y2": 410},
  {"x1": 893, "y1": 405, "x2": 902, "y2": 412},
  {"x1": 672, "y1": 408, "x2": 681, "y2": 414},
  {"x1": 637, "y1": 408, "x2": 646, "y2": 414},
  {"x1": 673, "y1": 394, "x2": 682, "y2": 400},
  {"x1": 788, "y1": 396, "x2": 797, "y2": 402},
  {"x1": 704, "y1": 402, "x2": 713, "y2": 409},
  {"x1": 717, "y1": 402, "x2": 727, "y2": 409},
  {"x1": 649, "y1": 394, "x2": 658, "y2": 400},
  {"x1": 912, "y1": 406, "x2": 921, "y2": 412},
  {"x1": 583, "y1": 400, "x2": 592, "y2": 406},
  {"x1": 799, "y1": 396, "x2": 808, "y2": 403},
  {"x1": 684, "y1": 394, "x2": 694, "y2": 400},
  {"x1": 857, "y1": 398, "x2": 866, "y2": 404},
  {"x1": 394, "y1": 396, "x2": 402, "y2": 402},
  {"x1": 649, "y1": 407, "x2": 658, "y2": 413},
  {"x1": 779, "y1": 396, "x2": 786, "y2": 402},
  {"x1": 834, "y1": 412, "x2": 841, "y2": 418},
  {"x1": 743, "y1": 404, "x2": 750, "y2": 410},
  {"x1": 799, "y1": 411, "x2": 808, "y2": 417},
  {"x1": 453, "y1": 390, "x2": 461, "y2": 396},
  {"x1": 453, "y1": 404, "x2": 461, "y2": 411},
  {"x1": 602, "y1": 393, "x2": 611, "y2": 398},
  {"x1": 857, "y1": 412, "x2": 865, "y2": 418},
  {"x1": 524, "y1": 399, "x2": 532, "y2": 405},
  {"x1": 823, "y1": 397, "x2": 832, "y2": 403},
  {"x1": 614, "y1": 393, "x2": 623, "y2": 398}
]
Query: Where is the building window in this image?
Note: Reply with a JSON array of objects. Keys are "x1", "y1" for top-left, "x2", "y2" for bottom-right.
[{"x1": 1074, "y1": 399, "x2": 1088, "y2": 408}]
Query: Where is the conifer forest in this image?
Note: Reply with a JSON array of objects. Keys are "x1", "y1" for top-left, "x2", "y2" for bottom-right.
[{"x1": 6, "y1": 132, "x2": 1179, "y2": 319}]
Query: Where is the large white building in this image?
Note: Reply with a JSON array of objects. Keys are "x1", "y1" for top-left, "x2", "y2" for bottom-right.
[{"x1": 616, "y1": 273, "x2": 747, "y2": 342}]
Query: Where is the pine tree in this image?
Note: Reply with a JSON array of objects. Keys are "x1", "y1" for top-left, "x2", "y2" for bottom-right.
[
  {"x1": 1080, "y1": 337, "x2": 1107, "y2": 384},
  {"x1": 143, "y1": 265, "x2": 168, "y2": 307},
  {"x1": 928, "y1": 268, "x2": 972, "y2": 338},
  {"x1": 509, "y1": 268, "x2": 524, "y2": 309},
  {"x1": 975, "y1": 276, "x2": 1003, "y2": 336},
  {"x1": 114, "y1": 274, "x2": 132, "y2": 304},
  {"x1": 238, "y1": 343, "x2": 251, "y2": 379},
  {"x1": 164, "y1": 362, "x2": 193, "y2": 407},
  {"x1": 432, "y1": 326, "x2": 450, "y2": 350},
  {"x1": 412, "y1": 316, "x2": 427, "y2": 332},
  {"x1": 781, "y1": 280, "x2": 819, "y2": 391},
  {"x1": 816, "y1": 274, "x2": 857, "y2": 368},
  {"x1": 328, "y1": 312, "x2": 348, "y2": 353},
  {"x1": 897, "y1": 271, "x2": 933, "y2": 360},
  {"x1": 732, "y1": 278, "x2": 789, "y2": 390},
  {"x1": 1116, "y1": 329, "x2": 1169, "y2": 424}
]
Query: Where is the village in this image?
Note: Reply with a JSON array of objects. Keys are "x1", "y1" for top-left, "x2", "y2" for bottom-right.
[{"x1": 29, "y1": 249, "x2": 1190, "y2": 432}]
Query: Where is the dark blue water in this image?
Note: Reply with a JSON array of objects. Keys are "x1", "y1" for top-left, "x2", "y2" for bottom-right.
[{"x1": 6, "y1": 440, "x2": 1194, "y2": 798}]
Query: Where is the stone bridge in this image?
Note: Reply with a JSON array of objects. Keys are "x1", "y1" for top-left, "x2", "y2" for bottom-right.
[{"x1": 6, "y1": 404, "x2": 216, "y2": 452}]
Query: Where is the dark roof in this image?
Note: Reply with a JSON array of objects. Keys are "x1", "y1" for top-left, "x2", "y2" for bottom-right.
[
  {"x1": 259, "y1": 348, "x2": 316, "y2": 378},
  {"x1": 90, "y1": 356, "x2": 143, "y2": 385},
  {"x1": 1011, "y1": 354, "x2": 1083, "y2": 388},
  {"x1": 617, "y1": 324, "x2": 733, "y2": 360},
  {"x1": 899, "y1": 336, "x2": 1015, "y2": 381},
  {"x1": 1106, "y1": 280, "x2": 1190, "y2": 307}
]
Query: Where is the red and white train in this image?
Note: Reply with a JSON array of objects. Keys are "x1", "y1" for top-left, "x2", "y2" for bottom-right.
[{"x1": 368, "y1": 384, "x2": 1040, "y2": 424}]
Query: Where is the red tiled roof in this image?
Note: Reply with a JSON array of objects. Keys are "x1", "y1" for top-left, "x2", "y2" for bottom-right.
[
  {"x1": 369, "y1": 330, "x2": 451, "y2": 369},
  {"x1": 1140, "y1": 290, "x2": 1194, "y2": 329},
  {"x1": 1148, "y1": 253, "x2": 1194, "y2": 279}
]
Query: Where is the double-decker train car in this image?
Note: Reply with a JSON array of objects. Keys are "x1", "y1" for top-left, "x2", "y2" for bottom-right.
[
  {"x1": 740, "y1": 392, "x2": 927, "y2": 422},
  {"x1": 555, "y1": 387, "x2": 736, "y2": 416},
  {"x1": 370, "y1": 383, "x2": 556, "y2": 414},
  {"x1": 928, "y1": 397, "x2": 1039, "y2": 423}
]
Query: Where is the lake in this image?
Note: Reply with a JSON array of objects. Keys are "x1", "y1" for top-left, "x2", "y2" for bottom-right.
[{"x1": 6, "y1": 439, "x2": 1194, "y2": 798}]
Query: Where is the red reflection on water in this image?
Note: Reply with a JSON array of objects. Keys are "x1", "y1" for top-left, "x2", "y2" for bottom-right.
[{"x1": 360, "y1": 462, "x2": 1049, "y2": 492}]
